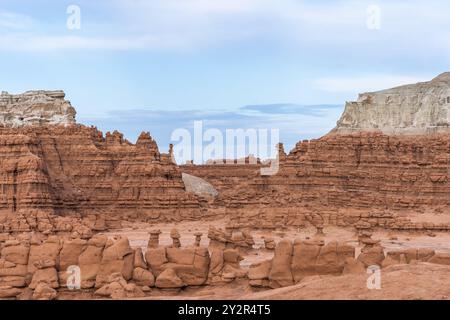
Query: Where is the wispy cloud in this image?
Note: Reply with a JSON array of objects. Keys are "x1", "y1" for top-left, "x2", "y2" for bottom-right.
[
  {"x1": 314, "y1": 75, "x2": 432, "y2": 93},
  {"x1": 0, "y1": 10, "x2": 35, "y2": 30},
  {"x1": 2, "y1": 0, "x2": 450, "y2": 56},
  {"x1": 0, "y1": 34, "x2": 188, "y2": 52},
  {"x1": 242, "y1": 103, "x2": 342, "y2": 116}
]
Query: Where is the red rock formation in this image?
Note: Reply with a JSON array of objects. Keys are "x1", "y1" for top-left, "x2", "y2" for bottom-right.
[
  {"x1": 182, "y1": 132, "x2": 450, "y2": 231},
  {"x1": 0, "y1": 125, "x2": 204, "y2": 229}
]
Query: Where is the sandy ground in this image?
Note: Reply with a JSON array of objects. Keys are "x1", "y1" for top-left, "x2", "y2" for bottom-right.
[{"x1": 242, "y1": 263, "x2": 450, "y2": 300}]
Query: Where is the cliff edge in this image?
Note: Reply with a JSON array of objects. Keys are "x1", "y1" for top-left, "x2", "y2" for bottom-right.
[
  {"x1": 333, "y1": 72, "x2": 450, "y2": 134},
  {"x1": 0, "y1": 90, "x2": 76, "y2": 127}
]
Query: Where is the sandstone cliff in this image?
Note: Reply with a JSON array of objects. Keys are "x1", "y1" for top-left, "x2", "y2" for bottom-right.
[
  {"x1": 185, "y1": 132, "x2": 450, "y2": 231},
  {"x1": 0, "y1": 91, "x2": 76, "y2": 127},
  {"x1": 333, "y1": 72, "x2": 450, "y2": 134},
  {"x1": 183, "y1": 72, "x2": 450, "y2": 230},
  {"x1": 0, "y1": 125, "x2": 205, "y2": 225}
]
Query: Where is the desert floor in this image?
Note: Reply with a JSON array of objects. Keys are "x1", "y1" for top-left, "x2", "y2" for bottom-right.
[{"x1": 69, "y1": 217, "x2": 450, "y2": 300}]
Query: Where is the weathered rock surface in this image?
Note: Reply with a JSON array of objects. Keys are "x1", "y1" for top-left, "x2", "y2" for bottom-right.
[
  {"x1": 32, "y1": 283, "x2": 57, "y2": 300},
  {"x1": 333, "y1": 73, "x2": 450, "y2": 134},
  {"x1": 268, "y1": 240, "x2": 294, "y2": 288},
  {"x1": 185, "y1": 132, "x2": 450, "y2": 232},
  {"x1": 95, "y1": 273, "x2": 145, "y2": 299},
  {"x1": 155, "y1": 268, "x2": 184, "y2": 289},
  {"x1": 180, "y1": 74, "x2": 450, "y2": 232},
  {"x1": 146, "y1": 246, "x2": 210, "y2": 286},
  {"x1": 0, "y1": 90, "x2": 76, "y2": 127},
  {"x1": 182, "y1": 173, "x2": 218, "y2": 198},
  {"x1": 250, "y1": 239, "x2": 359, "y2": 288},
  {"x1": 0, "y1": 125, "x2": 204, "y2": 226}
]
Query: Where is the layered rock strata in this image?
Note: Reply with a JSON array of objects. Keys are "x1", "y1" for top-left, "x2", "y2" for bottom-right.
[
  {"x1": 333, "y1": 72, "x2": 450, "y2": 134},
  {"x1": 185, "y1": 132, "x2": 450, "y2": 230},
  {"x1": 182, "y1": 74, "x2": 450, "y2": 231},
  {"x1": 0, "y1": 125, "x2": 204, "y2": 225},
  {"x1": 0, "y1": 91, "x2": 76, "y2": 127}
]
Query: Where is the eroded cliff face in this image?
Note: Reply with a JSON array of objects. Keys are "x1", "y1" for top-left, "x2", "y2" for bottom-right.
[
  {"x1": 333, "y1": 72, "x2": 450, "y2": 134},
  {"x1": 184, "y1": 132, "x2": 450, "y2": 231},
  {"x1": 0, "y1": 125, "x2": 205, "y2": 226},
  {"x1": 0, "y1": 91, "x2": 76, "y2": 127},
  {"x1": 5, "y1": 77, "x2": 450, "y2": 233},
  {"x1": 0, "y1": 90, "x2": 209, "y2": 226},
  {"x1": 182, "y1": 74, "x2": 450, "y2": 230}
]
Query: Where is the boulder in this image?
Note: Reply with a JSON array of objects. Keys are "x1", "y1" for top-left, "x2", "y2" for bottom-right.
[
  {"x1": 0, "y1": 265, "x2": 27, "y2": 277},
  {"x1": 132, "y1": 267, "x2": 155, "y2": 287},
  {"x1": 102, "y1": 237, "x2": 133, "y2": 261},
  {"x1": 248, "y1": 260, "x2": 272, "y2": 281},
  {"x1": 222, "y1": 264, "x2": 247, "y2": 279},
  {"x1": 95, "y1": 237, "x2": 134, "y2": 288},
  {"x1": 357, "y1": 245, "x2": 385, "y2": 267},
  {"x1": 133, "y1": 248, "x2": 147, "y2": 269},
  {"x1": 209, "y1": 248, "x2": 224, "y2": 275},
  {"x1": 315, "y1": 241, "x2": 341, "y2": 275},
  {"x1": 0, "y1": 285, "x2": 22, "y2": 298},
  {"x1": 291, "y1": 239, "x2": 321, "y2": 282},
  {"x1": 223, "y1": 249, "x2": 241, "y2": 267},
  {"x1": 1, "y1": 244, "x2": 29, "y2": 265},
  {"x1": 58, "y1": 239, "x2": 87, "y2": 271},
  {"x1": 263, "y1": 238, "x2": 276, "y2": 250},
  {"x1": 0, "y1": 275, "x2": 26, "y2": 287},
  {"x1": 32, "y1": 283, "x2": 57, "y2": 300},
  {"x1": 155, "y1": 268, "x2": 184, "y2": 289},
  {"x1": 166, "y1": 247, "x2": 195, "y2": 265},
  {"x1": 145, "y1": 247, "x2": 168, "y2": 276},
  {"x1": 160, "y1": 247, "x2": 210, "y2": 286},
  {"x1": 27, "y1": 238, "x2": 61, "y2": 274},
  {"x1": 95, "y1": 273, "x2": 145, "y2": 299},
  {"x1": 342, "y1": 258, "x2": 366, "y2": 274},
  {"x1": 269, "y1": 240, "x2": 294, "y2": 288},
  {"x1": 78, "y1": 243, "x2": 104, "y2": 289},
  {"x1": 29, "y1": 267, "x2": 59, "y2": 289}
]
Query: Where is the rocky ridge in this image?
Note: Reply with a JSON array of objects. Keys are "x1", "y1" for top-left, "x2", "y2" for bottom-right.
[
  {"x1": 0, "y1": 91, "x2": 76, "y2": 127},
  {"x1": 333, "y1": 72, "x2": 450, "y2": 134}
]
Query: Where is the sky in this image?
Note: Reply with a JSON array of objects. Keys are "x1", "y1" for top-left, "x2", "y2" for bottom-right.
[{"x1": 1, "y1": 0, "x2": 449, "y2": 162}]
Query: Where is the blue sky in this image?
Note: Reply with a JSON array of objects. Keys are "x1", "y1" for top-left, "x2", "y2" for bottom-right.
[{"x1": 1, "y1": 0, "x2": 449, "y2": 159}]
